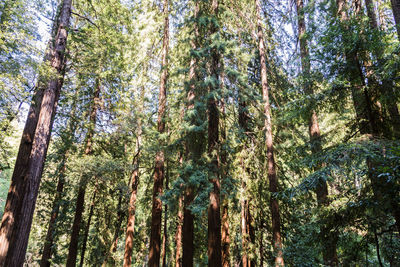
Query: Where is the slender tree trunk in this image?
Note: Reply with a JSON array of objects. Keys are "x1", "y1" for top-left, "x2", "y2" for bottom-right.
[
  {"x1": 207, "y1": 1, "x2": 222, "y2": 266},
  {"x1": 182, "y1": 186, "x2": 194, "y2": 267},
  {"x1": 221, "y1": 202, "x2": 230, "y2": 267},
  {"x1": 295, "y1": 0, "x2": 338, "y2": 265},
  {"x1": 391, "y1": 0, "x2": 400, "y2": 40},
  {"x1": 255, "y1": 0, "x2": 284, "y2": 265},
  {"x1": 66, "y1": 79, "x2": 101, "y2": 267},
  {"x1": 161, "y1": 163, "x2": 169, "y2": 267},
  {"x1": 123, "y1": 80, "x2": 145, "y2": 266},
  {"x1": 0, "y1": 0, "x2": 72, "y2": 265},
  {"x1": 175, "y1": 193, "x2": 183, "y2": 267},
  {"x1": 149, "y1": 1, "x2": 169, "y2": 266},
  {"x1": 241, "y1": 196, "x2": 248, "y2": 267},
  {"x1": 79, "y1": 191, "x2": 96, "y2": 267},
  {"x1": 40, "y1": 154, "x2": 67, "y2": 267}
]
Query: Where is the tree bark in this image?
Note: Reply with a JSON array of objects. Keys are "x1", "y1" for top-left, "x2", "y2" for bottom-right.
[
  {"x1": 295, "y1": 0, "x2": 338, "y2": 265},
  {"x1": 0, "y1": 0, "x2": 71, "y2": 265},
  {"x1": 148, "y1": 1, "x2": 169, "y2": 265},
  {"x1": 161, "y1": 163, "x2": 169, "y2": 267},
  {"x1": 66, "y1": 79, "x2": 101, "y2": 267},
  {"x1": 221, "y1": 202, "x2": 230, "y2": 267},
  {"x1": 174, "y1": 193, "x2": 183, "y2": 267},
  {"x1": 255, "y1": 0, "x2": 284, "y2": 265},
  {"x1": 123, "y1": 86, "x2": 144, "y2": 267}
]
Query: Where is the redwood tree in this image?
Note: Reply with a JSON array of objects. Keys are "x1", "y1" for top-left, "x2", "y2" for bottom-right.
[
  {"x1": 0, "y1": 0, "x2": 72, "y2": 265},
  {"x1": 148, "y1": 0, "x2": 169, "y2": 265},
  {"x1": 255, "y1": 0, "x2": 284, "y2": 265}
]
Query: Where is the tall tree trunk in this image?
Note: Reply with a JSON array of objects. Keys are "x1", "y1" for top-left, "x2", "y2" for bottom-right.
[
  {"x1": 391, "y1": 0, "x2": 400, "y2": 40},
  {"x1": 221, "y1": 202, "x2": 230, "y2": 267},
  {"x1": 79, "y1": 190, "x2": 96, "y2": 267},
  {"x1": 175, "y1": 193, "x2": 183, "y2": 267},
  {"x1": 295, "y1": 0, "x2": 338, "y2": 265},
  {"x1": 255, "y1": 0, "x2": 284, "y2": 265},
  {"x1": 161, "y1": 163, "x2": 169, "y2": 267},
  {"x1": 0, "y1": 0, "x2": 72, "y2": 265},
  {"x1": 123, "y1": 88, "x2": 144, "y2": 267},
  {"x1": 149, "y1": 1, "x2": 169, "y2": 266},
  {"x1": 40, "y1": 154, "x2": 67, "y2": 267},
  {"x1": 40, "y1": 92, "x2": 78, "y2": 267},
  {"x1": 66, "y1": 79, "x2": 101, "y2": 267},
  {"x1": 219, "y1": 64, "x2": 230, "y2": 267},
  {"x1": 207, "y1": 0, "x2": 222, "y2": 266},
  {"x1": 182, "y1": 187, "x2": 194, "y2": 267}
]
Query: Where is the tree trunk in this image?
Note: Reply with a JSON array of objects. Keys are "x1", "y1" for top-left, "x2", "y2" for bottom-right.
[
  {"x1": 148, "y1": 1, "x2": 169, "y2": 265},
  {"x1": 40, "y1": 154, "x2": 67, "y2": 267},
  {"x1": 295, "y1": 0, "x2": 338, "y2": 265},
  {"x1": 221, "y1": 202, "x2": 230, "y2": 267},
  {"x1": 182, "y1": 186, "x2": 194, "y2": 267},
  {"x1": 207, "y1": 0, "x2": 222, "y2": 266},
  {"x1": 66, "y1": 79, "x2": 101, "y2": 267},
  {"x1": 0, "y1": 0, "x2": 72, "y2": 265},
  {"x1": 161, "y1": 163, "x2": 169, "y2": 267},
  {"x1": 79, "y1": 191, "x2": 96, "y2": 267},
  {"x1": 391, "y1": 0, "x2": 400, "y2": 40},
  {"x1": 219, "y1": 64, "x2": 230, "y2": 267},
  {"x1": 174, "y1": 193, "x2": 183, "y2": 267},
  {"x1": 255, "y1": 0, "x2": 284, "y2": 265}
]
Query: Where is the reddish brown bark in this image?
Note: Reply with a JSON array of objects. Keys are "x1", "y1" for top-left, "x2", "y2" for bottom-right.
[
  {"x1": 148, "y1": 1, "x2": 169, "y2": 265},
  {"x1": 255, "y1": 0, "x2": 284, "y2": 265},
  {"x1": 0, "y1": 0, "x2": 72, "y2": 265},
  {"x1": 221, "y1": 202, "x2": 230, "y2": 267},
  {"x1": 123, "y1": 78, "x2": 145, "y2": 266},
  {"x1": 161, "y1": 165, "x2": 169, "y2": 267},
  {"x1": 123, "y1": 129, "x2": 141, "y2": 266},
  {"x1": 182, "y1": 187, "x2": 194, "y2": 267},
  {"x1": 219, "y1": 68, "x2": 230, "y2": 267},
  {"x1": 175, "y1": 193, "x2": 183, "y2": 267},
  {"x1": 66, "y1": 79, "x2": 100, "y2": 267}
]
